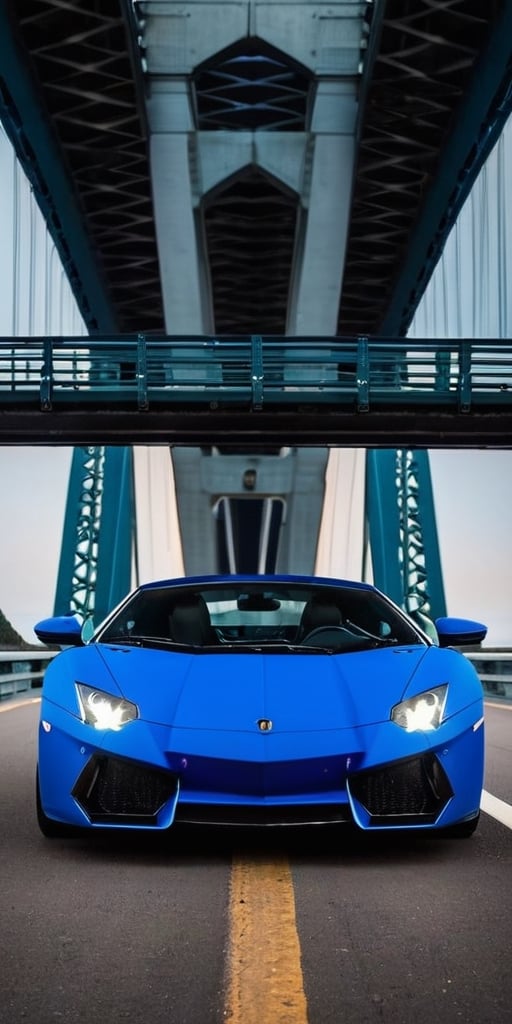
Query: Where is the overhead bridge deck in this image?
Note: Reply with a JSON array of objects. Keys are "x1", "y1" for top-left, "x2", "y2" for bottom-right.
[{"x1": 1, "y1": 336, "x2": 512, "y2": 448}]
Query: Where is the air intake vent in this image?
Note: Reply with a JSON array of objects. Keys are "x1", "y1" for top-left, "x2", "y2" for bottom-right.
[
  {"x1": 349, "y1": 753, "x2": 453, "y2": 825},
  {"x1": 73, "y1": 755, "x2": 177, "y2": 825}
]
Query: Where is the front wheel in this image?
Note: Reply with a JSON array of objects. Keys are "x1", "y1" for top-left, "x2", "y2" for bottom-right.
[
  {"x1": 440, "y1": 811, "x2": 480, "y2": 839},
  {"x1": 36, "y1": 770, "x2": 75, "y2": 838}
]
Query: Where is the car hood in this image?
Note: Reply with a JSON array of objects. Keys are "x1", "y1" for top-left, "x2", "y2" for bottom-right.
[{"x1": 96, "y1": 641, "x2": 430, "y2": 731}]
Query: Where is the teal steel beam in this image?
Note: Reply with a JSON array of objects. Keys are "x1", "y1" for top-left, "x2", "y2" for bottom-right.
[
  {"x1": 95, "y1": 448, "x2": 135, "y2": 624},
  {"x1": 400, "y1": 449, "x2": 446, "y2": 623},
  {"x1": 54, "y1": 447, "x2": 134, "y2": 623},
  {"x1": 366, "y1": 449, "x2": 446, "y2": 629},
  {"x1": 365, "y1": 450, "x2": 403, "y2": 604},
  {"x1": 54, "y1": 447, "x2": 105, "y2": 617}
]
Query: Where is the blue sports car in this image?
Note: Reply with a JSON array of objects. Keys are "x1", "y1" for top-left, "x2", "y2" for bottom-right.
[{"x1": 34, "y1": 574, "x2": 487, "y2": 839}]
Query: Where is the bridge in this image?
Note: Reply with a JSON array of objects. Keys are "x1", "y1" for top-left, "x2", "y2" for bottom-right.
[
  {"x1": 2, "y1": 335, "x2": 512, "y2": 447},
  {"x1": 1, "y1": 0, "x2": 512, "y2": 633}
]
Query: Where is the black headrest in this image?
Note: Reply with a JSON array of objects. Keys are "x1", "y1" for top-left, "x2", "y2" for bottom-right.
[
  {"x1": 169, "y1": 594, "x2": 212, "y2": 645},
  {"x1": 299, "y1": 598, "x2": 341, "y2": 636}
]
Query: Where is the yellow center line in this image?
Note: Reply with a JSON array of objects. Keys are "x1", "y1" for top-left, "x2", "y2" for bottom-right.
[{"x1": 225, "y1": 853, "x2": 309, "y2": 1024}]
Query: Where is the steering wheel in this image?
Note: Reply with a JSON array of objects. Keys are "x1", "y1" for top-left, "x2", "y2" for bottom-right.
[{"x1": 300, "y1": 626, "x2": 350, "y2": 648}]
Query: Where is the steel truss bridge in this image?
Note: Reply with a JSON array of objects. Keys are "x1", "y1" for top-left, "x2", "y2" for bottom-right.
[{"x1": 1, "y1": 1, "x2": 512, "y2": 632}]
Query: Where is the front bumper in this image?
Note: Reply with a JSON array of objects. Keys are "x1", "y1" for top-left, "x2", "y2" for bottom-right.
[{"x1": 37, "y1": 697, "x2": 484, "y2": 832}]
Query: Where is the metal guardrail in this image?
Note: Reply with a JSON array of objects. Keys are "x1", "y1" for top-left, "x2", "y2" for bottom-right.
[
  {"x1": 466, "y1": 652, "x2": 512, "y2": 702},
  {"x1": 0, "y1": 650, "x2": 56, "y2": 701},
  {"x1": 1, "y1": 335, "x2": 512, "y2": 410},
  {"x1": 0, "y1": 649, "x2": 510, "y2": 702},
  {"x1": 2, "y1": 335, "x2": 512, "y2": 446}
]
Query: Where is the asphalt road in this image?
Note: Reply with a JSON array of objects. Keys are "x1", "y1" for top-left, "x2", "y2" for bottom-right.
[{"x1": 0, "y1": 698, "x2": 511, "y2": 1024}]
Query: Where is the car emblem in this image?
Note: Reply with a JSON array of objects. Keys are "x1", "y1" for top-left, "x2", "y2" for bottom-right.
[{"x1": 257, "y1": 718, "x2": 273, "y2": 732}]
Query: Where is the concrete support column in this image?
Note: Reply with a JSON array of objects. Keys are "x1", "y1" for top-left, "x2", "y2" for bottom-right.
[
  {"x1": 133, "y1": 447, "x2": 185, "y2": 582},
  {"x1": 287, "y1": 78, "x2": 357, "y2": 336},
  {"x1": 150, "y1": 136, "x2": 202, "y2": 332},
  {"x1": 287, "y1": 133, "x2": 355, "y2": 335},
  {"x1": 315, "y1": 449, "x2": 366, "y2": 581}
]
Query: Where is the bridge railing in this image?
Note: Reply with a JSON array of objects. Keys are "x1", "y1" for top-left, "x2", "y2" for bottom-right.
[
  {"x1": 1, "y1": 648, "x2": 509, "y2": 703},
  {"x1": 2, "y1": 335, "x2": 512, "y2": 412},
  {"x1": 0, "y1": 650, "x2": 56, "y2": 701}
]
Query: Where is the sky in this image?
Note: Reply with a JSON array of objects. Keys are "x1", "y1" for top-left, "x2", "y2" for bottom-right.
[{"x1": 0, "y1": 445, "x2": 511, "y2": 648}]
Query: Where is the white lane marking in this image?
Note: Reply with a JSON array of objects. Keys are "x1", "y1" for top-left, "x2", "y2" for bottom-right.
[{"x1": 481, "y1": 790, "x2": 512, "y2": 830}]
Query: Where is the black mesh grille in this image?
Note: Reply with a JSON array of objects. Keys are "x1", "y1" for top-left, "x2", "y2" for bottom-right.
[
  {"x1": 349, "y1": 753, "x2": 453, "y2": 825},
  {"x1": 73, "y1": 755, "x2": 177, "y2": 825}
]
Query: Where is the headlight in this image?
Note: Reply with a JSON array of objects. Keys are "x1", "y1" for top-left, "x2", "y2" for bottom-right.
[
  {"x1": 391, "y1": 685, "x2": 448, "y2": 732},
  {"x1": 76, "y1": 683, "x2": 138, "y2": 731}
]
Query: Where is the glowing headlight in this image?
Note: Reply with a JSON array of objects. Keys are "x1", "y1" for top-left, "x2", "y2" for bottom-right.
[
  {"x1": 76, "y1": 683, "x2": 138, "y2": 731},
  {"x1": 391, "y1": 685, "x2": 448, "y2": 732}
]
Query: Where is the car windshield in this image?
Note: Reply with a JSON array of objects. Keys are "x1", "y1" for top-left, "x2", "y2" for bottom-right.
[{"x1": 96, "y1": 581, "x2": 424, "y2": 652}]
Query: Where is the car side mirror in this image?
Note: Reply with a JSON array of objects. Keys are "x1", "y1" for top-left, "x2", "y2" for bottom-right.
[
  {"x1": 34, "y1": 614, "x2": 83, "y2": 647},
  {"x1": 435, "y1": 617, "x2": 487, "y2": 648}
]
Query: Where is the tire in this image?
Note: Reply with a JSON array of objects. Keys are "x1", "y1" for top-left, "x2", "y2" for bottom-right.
[
  {"x1": 441, "y1": 811, "x2": 480, "y2": 839},
  {"x1": 36, "y1": 770, "x2": 75, "y2": 838}
]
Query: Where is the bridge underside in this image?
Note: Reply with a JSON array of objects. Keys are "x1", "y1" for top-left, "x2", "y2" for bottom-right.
[{"x1": 1, "y1": 1, "x2": 511, "y2": 338}]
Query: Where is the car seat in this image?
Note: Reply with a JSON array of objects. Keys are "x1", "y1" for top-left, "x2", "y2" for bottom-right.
[
  {"x1": 169, "y1": 594, "x2": 214, "y2": 646},
  {"x1": 297, "y1": 597, "x2": 342, "y2": 641}
]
